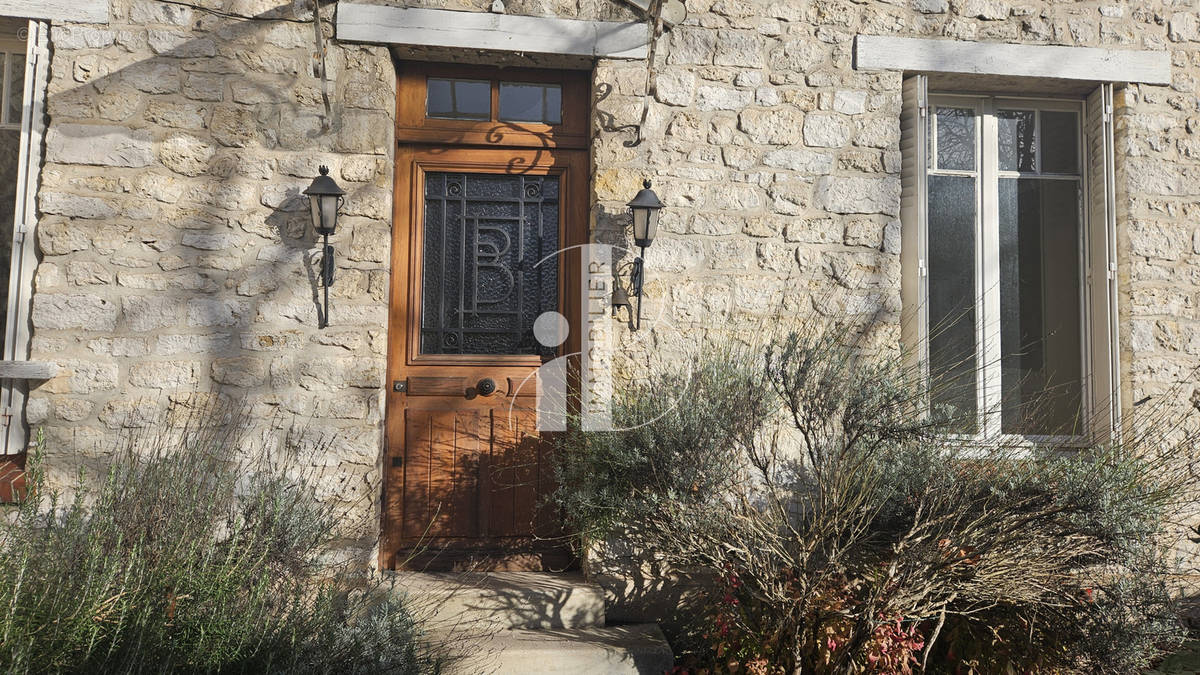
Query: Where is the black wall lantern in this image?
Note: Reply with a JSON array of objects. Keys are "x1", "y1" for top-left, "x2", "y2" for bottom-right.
[
  {"x1": 303, "y1": 165, "x2": 345, "y2": 328},
  {"x1": 615, "y1": 179, "x2": 663, "y2": 330}
]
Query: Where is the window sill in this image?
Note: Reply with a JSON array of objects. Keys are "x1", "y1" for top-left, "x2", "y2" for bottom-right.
[{"x1": 0, "y1": 360, "x2": 57, "y2": 380}]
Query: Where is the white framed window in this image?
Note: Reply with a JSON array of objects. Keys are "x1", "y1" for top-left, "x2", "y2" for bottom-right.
[
  {"x1": 900, "y1": 76, "x2": 1120, "y2": 444},
  {"x1": 0, "y1": 20, "x2": 50, "y2": 455},
  {"x1": 0, "y1": 39, "x2": 27, "y2": 130}
]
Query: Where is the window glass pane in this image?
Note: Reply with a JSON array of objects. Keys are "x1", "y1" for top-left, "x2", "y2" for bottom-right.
[
  {"x1": 1040, "y1": 111, "x2": 1079, "y2": 174},
  {"x1": 0, "y1": 128, "x2": 15, "y2": 352},
  {"x1": 927, "y1": 174, "x2": 978, "y2": 432},
  {"x1": 7, "y1": 51, "x2": 22, "y2": 126},
  {"x1": 426, "y1": 78, "x2": 490, "y2": 120},
  {"x1": 935, "y1": 107, "x2": 976, "y2": 171},
  {"x1": 499, "y1": 82, "x2": 561, "y2": 124},
  {"x1": 997, "y1": 109, "x2": 1035, "y2": 172},
  {"x1": 420, "y1": 172, "x2": 560, "y2": 356},
  {"x1": 998, "y1": 178, "x2": 1083, "y2": 435}
]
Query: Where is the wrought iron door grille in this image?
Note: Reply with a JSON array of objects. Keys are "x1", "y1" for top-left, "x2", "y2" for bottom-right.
[{"x1": 420, "y1": 172, "x2": 560, "y2": 356}]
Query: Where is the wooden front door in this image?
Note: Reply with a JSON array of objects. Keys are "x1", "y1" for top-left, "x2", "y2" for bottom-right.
[{"x1": 384, "y1": 63, "x2": 589, "y2": 571}]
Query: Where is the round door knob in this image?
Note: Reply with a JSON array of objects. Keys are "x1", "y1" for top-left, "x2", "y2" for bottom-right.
[{"x1": 476, "y1": 378, "x2": 497, "y2": 396}]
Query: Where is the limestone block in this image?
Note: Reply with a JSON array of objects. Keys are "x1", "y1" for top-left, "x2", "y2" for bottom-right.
[
  {"x1": 123, "y1": 62, "x2": 182, "y2": 94},
  {"x1": 803, "y1": 113, "x2": 851, "y2": 148},
  {"x1": 46, "y1": 124, "x2": 154, "y2": 168},
  {"x1": 131, "y1": 0, "x2": 193, "y2": 25},
  {"x1": 182, "y1": 72, "x2": 225, "y2": 101},
  {"x1": 714, "y1": 30, "x2": 762, "y2": 67},
  {"x1": 654, "y1": 71, "x2": 696, "y2": 107},
  {"x1": 833, "y1": 90, "x2": 868, "y2": 114},
  {"x1": 54, "y1": 399, "x2": 93, "y2": 423},
  {"x1": 100, "y1": 398, "x2": 160, "y2": 429},
  {"x1": 856, "y1": 117, "x2": 900, "y2": 149},
  {"x1": 26, "y1": 397, "x2": 50, "y2": 425},
  {"x1": 739, "y1": 108, "x2": 804, "y2": 145},
  {"x1": 39, "y1": 220, "x2": 92, "y2": 255},
  {"x1": 913, "y1": 0, "x2": 949, "y2": 13},
  {"x1": 51, "y1": 26, "x2": 115, "y2": 50},
  {"x1": 122, "y1": 296, "x2": 184, "y2": 331},
  {"x1": 695, "y1": 85, "x2": 752, "y2": 112},
  {"x1": 145, "y1": 100, "x2": 209, "y2": 129},
  {"x1": 769, "y1": 39, "x2": 825, "y2": 72},
  {"x1": 763, "y1": 147, "x2": 834, "y2": 174},
  {"x1": 187, "y1": 299, "x2": 249, "y2": 327},
  {"x1": 210, "y1": 106, "x2": 259, "y2": 147},
  {"x1": 181, "y1": 232, "x2": 244, "y2": 251},
  {"x1": 956, "y1": 0, "x2": 1008, "y2": 20},
  {"x1": 130, "y1": 361, "x2": 198, "y2": 388},
  {"x1": 61, "y1": 360, "x2": 119, "y2": 395},
  {"x1": 148, "y1": 30, "x2": 217, "y2": 57},
  {"x1": 39, "y1": 192, "x2": 118, "y2": 220},
  {"x1": 667, "y1": 27, "x2": 716, "y2": 65},
  {"x1": 335, "y1": 111, "x2": 391, "y2": 155},
  {"x1": 768, "y1": 179, "x2": 812, "y2": 215},
  {"x1": 133, "y1": 173, "x2": 185, "y2": 204},
  {"x1": 32, "y1": 294, "x2": 118, "y2": 331},
  {"x1": 87, "y1": 337, "x2": 150, "y2": 357},
  {"x1": 66, "y1": 261, "x2": 113, "y2": 286},
  {"x1": 155, "y1": 334, "x2": 231, "y2": 355},
  {"x1": 212, "y1": 356, "x2": 268, "y2": 387},
  {"x1": 1170, "y1": 13, "x2": 1200, "y2": 42},
  {"x1": 349, "y1": 227, "x2": 390, "y2": 263},
  {"x1": 814, "y1": 176, "x2": 901, "y2": 216}
]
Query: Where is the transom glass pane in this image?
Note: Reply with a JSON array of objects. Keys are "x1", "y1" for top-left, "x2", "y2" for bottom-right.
[
  {"x1": 499, "y1": 82, "x2": 562, "y2": 124},
  {"x1": 934, "y1": 107, "x2": 976, "y2": 171},
  {"x1": 998, "y1": 178, "x2": 1082, "y2": 435},
  {"x1": 426, "y1": 78, "x2": 491, "y2": 120},
  {"x1": 997, "y1": 109, "x2": 1035, "y2": 172},
  {"x1": 1040, "y1": 111, "x2": 1079, "y2": 174},
  {"x1": 927, "y1": 174, "x2": 978, "y2": 432},
  {"x1": 420, "y1": 172, "x2": 560, "y2": 356}
]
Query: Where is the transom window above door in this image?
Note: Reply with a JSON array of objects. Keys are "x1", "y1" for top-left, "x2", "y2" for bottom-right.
[
  {"x1": 901, "y1": 82, "x2": 1119, "y2": 445},
  {"x1": 396, "y1": 62, "x2": 588, "y2": 149}
]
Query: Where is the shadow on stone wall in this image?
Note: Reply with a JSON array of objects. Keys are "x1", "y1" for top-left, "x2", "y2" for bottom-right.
[{"x1": 28, "y1": 1, "x2": 396, "y2": 570}]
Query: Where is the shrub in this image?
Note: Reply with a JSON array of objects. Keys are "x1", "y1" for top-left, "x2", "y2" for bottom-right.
[
  {"x1": 0, "y1": 406, "x2": 442, "y2": 674},
  {"x1": 554, "y1": 324, "x2": 1193, "y2": 673}
]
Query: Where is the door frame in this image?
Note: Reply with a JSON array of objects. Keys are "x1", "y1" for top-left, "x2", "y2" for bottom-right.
[{"x1": 382, "y1": 62, "x2": 590, "y2": 570}]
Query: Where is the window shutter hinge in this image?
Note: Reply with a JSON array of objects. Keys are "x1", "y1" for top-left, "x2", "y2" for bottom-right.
[
  {"x1": 1108, "y1": 261, "x2": 1117, "y2": 280},
  {"x1": 918, "y1": 259, "x2": 928, "y2": 278},
  {"x1": 1103, "y1": 103, "x2": 1113, "y2": 123}
]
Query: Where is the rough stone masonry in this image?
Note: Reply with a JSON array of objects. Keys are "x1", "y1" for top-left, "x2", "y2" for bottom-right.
[{"x1": 24, "y1": 0, "x2": 1200, "y2": 566}]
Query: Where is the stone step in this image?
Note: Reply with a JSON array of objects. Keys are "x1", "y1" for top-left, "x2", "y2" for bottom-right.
[
  {"x1": 438, "y1": 624, "x2": 674, "y2": 675},
  {"x1": 395, "y1": 571, "x2": 607, "y2": 631}
]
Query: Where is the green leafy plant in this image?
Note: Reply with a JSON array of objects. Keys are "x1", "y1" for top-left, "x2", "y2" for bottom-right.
[
  {"x1": 554, "y1": 323, "x2": 1194, "y2": 673},
  {"x1": 0, "y1": 406, "x2": 443, "y2": 674}
]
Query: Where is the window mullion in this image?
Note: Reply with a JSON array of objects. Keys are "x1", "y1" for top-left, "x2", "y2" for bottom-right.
[{"x1": 979, "y1": 99, "x2": 1003, "y2": 438}]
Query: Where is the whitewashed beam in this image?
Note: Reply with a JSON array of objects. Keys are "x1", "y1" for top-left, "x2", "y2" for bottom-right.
[
  {"x1": 855, "y1": 35, "x2": 1171, "y2": 85},
  {"x1": 0, "y1": 361, "x2": 57, "y2": 380},
  {"x1": 337, "y1": 4, "x2": 649, "y2": 60},
  {"x1": 0, "y1": 0, "x2": 108, "y2": 23}
]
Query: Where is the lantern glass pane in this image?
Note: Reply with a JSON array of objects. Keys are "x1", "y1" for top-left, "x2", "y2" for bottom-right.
[
  {"x1": 309, "y1": 196, "x2": 322, "y2": 233},
  {"x1": 632, "y1": 208, "x2": 649, "y2": 241},
  {"x1": 319, "y1": 195, "x2": 339, "y2": 233},
  {"x1": 645, "y1": 208, "x2": 659, "y2": 242}
]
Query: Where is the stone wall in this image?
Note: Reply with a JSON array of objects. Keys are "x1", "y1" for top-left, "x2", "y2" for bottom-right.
[
  {"x1": 20, "y1": 0, "x2": 1200, "y2": 567},
  {"x1": 28, "y1": 0, "x2": 396, "y2": 562}
]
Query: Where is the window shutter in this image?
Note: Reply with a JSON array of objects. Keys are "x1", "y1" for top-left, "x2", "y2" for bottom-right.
[
  {"x1": 1084, "y1": 83, "x2": 1120, "y2": 444},
  {"x1": 0, "y1": 20, "x2": 49, "y2": 456},
  {"x1": 899, "y1": 74, "x2": 928, "y2": 377}
]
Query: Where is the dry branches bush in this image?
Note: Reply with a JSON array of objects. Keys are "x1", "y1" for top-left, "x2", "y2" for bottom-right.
[
  {"x1": 553, "y1": 323, "x2": 1198, "y2": 673},
  {"x1": 0, "y1": 403, "x2": 443, "y2": 674}
]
